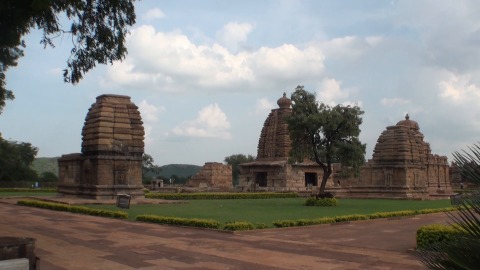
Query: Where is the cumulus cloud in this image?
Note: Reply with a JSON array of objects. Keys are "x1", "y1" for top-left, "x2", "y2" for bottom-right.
[
  {"x1": 216, "y1": 22, "x2": 253, "y2": 52},
  {"x1": 137, "y1": 99, "x2": 165, "y2": 147},
  {"x1": 255, "y1": 98, "x2": 275, "y2": 115},
  {"x1": 172, "y1": 103, "x2": 231, "y2": 139},
  {"x1": 438, "y1": 73, "x2": 480, "y2": 104},
  {"x1": 316, "y1": 78, "x2": 349, "y2": 105},
  {"x1": 142, "y1": 8, "x2": 165, "y2": 21},
  {"x1": 138, "y1": 99, "x2": 164, "y2": 122},
  {"x1": 103, "y1": 25, "x2": 325, "y2": 93}
]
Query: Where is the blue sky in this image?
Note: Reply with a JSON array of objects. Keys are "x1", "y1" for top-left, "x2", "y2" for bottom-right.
[{"x1": 1, "y1": 0, "x2": 480, "y2": 166}]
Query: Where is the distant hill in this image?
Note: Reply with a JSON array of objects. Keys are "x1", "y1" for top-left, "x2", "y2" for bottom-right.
[
  {"x1": 32, "y1": 157, "x2": 59, "y2": 176},
  {"x1": 152, "y1": 164, "x2": 202, "y2": 179},
  {"x1": 32, "y1": 158, "x2": 201, "y2": 181}
]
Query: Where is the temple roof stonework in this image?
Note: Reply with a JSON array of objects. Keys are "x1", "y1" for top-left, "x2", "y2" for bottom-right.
[
  {"x1": 256, "y1": 93, "x2": 292, "y2": 161},
  {"x1": 370, "y1": 114, "x2": 440, "y2": 165},
  {"x1": 81, "y1": 94, "x2": 145, "y2": 156}
]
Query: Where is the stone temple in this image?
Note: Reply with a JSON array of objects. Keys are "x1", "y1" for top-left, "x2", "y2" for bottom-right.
[
  {"x1": 57, "y1": 94, "x2": 145, "y2": 199},
  {"x1": 238, "y1": 93, "x2": 332, "y2": 191},
  {"x1": 239, "y1": 92, "x2": 452, "y2": 199},
  {"x1": 350, "y1": 114, "x2": 452, "y2": 198}
]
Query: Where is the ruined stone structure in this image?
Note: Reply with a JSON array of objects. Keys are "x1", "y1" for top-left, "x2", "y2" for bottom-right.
[
  {"x1": 186, "y1": 162, "x2": 232, "y2": 190},
  {"x1": 238, "y1": 93, "x2": 333, "y2": 191},
  {"x1": 239, "y1": 93, "x2": 452, "y2": 198},
  {"x1": 57, "y1": 94, "x2": 145, "y2": 199},
  {"x1": 351, "y1": 115, "x2": 452, "y2": 198}
]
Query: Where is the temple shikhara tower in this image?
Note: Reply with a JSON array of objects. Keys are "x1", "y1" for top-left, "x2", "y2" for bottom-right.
[
  {"x1": 238, "y1": 93, "x2": 331, "y2": 191},
  {"x1": 239, "y1": 94, "x2": 452, "y2": 198},
  {"x1": 352, "y1": 114, "x2": 452, "y2": 198},
  {"x1": 57, "y1": 94, "x2": 145, "y2": 199}
]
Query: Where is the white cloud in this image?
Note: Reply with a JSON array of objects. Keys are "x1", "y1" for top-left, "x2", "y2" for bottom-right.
[
  {"x1": 438, "y1": 73, "x2": 480, "y2": 104},
  {"x1": 103, "y1": 25, "x2": 325, "y2": 93},
  {"x1": 316, "y1": 78, "x2": 349, "y2": 105},
  {"x1": 216, "y1": 22, "x2": 253, "y2": 52},
  {"x1": 365, "y1": 36, "x2": 383, "y2": 47},
  {"x1": 138, "y1": 99, "x2": 163, "y2": 122},
  {"x1": 137, "y1": 99, "x2": 165, "y2": 148},
  {"x1": 380, "y1": 98, "x2": 411, "y2": 107},
  {"x1": 142, "y1": 8, "x2": 165, "y2": 21},
  {"x1": 172, "y1": 103, "x2": 231, "y2": 139},
  {"x1": 255, "y1": 98, "x2": 275, "y2": 115}
]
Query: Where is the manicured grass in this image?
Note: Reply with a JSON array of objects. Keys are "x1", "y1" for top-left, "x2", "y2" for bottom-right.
[
  {"x1": 0, "y1": 191, "x2": 57, "y2": 197},
  {"x1": 87, "y1": 198, "x2": 452, "y2": 225}
]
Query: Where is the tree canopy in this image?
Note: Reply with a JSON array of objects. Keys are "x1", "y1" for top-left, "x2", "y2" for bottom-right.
[
  {"x1": 142, "y1": 153, "x2": 161, "y2": 184},
  {"x1": 224, "y1": 154, "x2": 255, "y2": 186},
  {"x1": 0, "y1": 0, "x2": 137, "y2": 113},
  {"x1": 286, "y1": 85, "x2": 366, "y2": 195},
  {"x1": 0, "y1": 133, "x2": 39, "y2": 181}
]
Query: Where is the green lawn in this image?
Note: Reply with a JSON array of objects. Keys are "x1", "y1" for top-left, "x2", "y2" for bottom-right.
[
  {"x1": 87, "y1": 198, "x2": 452, "y2": 224},
  {"x1": 0, "y1": 191, "x2": 57, "y2": 197}
]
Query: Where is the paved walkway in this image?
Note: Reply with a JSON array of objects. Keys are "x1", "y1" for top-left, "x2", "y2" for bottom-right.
[{"x1": 0, "y1": 200, "x2": 450, "y2": 269}]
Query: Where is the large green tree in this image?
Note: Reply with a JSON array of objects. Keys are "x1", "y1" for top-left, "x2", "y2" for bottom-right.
[
  {"x1": 286, "y1": 85, "x2": 366, "y2": 196},
  {"x1": 142, "y1": 153, "x2": 161, "y2": 184},
  {"x1": 224, "y1": 154, "x2": 255, "y2": 186},
  {"x1": 0, "y1": 133, "x2": 39, "y2": 181},
  {"x1": 0, "y1": 0, "x2": 137, "y2": 113}
]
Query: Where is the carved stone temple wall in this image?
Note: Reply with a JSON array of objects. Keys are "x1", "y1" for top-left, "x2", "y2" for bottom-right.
[
  {"x1": 238, "y1": 93, "x2": 333, "y2": 192},
  {"x1": 186, "y1": 162, "x2": 232, "y2": 190},
  {"x1": 350, "y1": 115, "x2": 453, "y2": 199},
  {"x1": 57, "y1": 94, "x2": 145, "y2": 199},
  {"x1": 238, "y1": 93, "x2": 452, "y2": 198}
]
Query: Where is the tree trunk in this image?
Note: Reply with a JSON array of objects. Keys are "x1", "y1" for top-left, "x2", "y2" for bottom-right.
[{"x1": 318, "y1": 166, "x2": 332, "y2": 196}]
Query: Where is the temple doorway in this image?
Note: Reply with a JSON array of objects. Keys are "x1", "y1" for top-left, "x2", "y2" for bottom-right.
[
  {"x1": 305, "y1": 173, "x2": 318, "y2": 187},
  {"x1": 255, "y1": 172, "x2": 268, "y2": 187}
]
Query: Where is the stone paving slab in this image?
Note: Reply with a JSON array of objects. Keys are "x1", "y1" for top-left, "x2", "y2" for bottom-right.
[{"x1": 0, "y1": 201, "x2": 451, "y2": 269}]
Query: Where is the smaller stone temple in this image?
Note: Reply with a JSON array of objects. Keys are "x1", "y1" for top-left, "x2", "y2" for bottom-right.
[
  {"x1": 57, "y1": 94, "x2": 145, "y2": 199},
  {"x1": 185, "y1": 162, "x2": 232, "y2": 190},
  {"x1": 238, "y1": 93, "x2": 333, "y2": 191},
  {"x1": 350, "y1": 115, "x2": 452, "y2": 199}
]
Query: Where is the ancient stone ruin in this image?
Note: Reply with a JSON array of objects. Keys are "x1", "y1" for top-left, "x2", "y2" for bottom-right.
[
  {"x1": 57, "y1": 94, "x2": 145, "y2": 199},
  {"x1": 239, "y1": 93, "x2": 452, "y2": 198},
  {"x1": 186, "y1": 162, "x2": 232, "y2": 190},
  {"x1": 351, "y1": 114, "x2": 453, "y2": 198},
  {"x1": 239, "y1": 93, "x2": 332, "y2": 191}
]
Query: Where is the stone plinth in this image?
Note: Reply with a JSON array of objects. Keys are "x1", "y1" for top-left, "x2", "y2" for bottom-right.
[
  {"x1": 0, "y1": 237, "x2": 36, "y2": 270},
  {"x1": 58, "y1": 94, "x2": 145, "y2": 199}
]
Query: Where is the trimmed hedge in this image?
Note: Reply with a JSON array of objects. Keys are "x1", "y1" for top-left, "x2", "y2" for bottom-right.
[
  {"x1": 17, "y1": 200, "x2": 128, "y2": 219},
  {"x1": 416, "y1": 224, "x2": 462, "y2": 249},
  {"x1": 305, "y1": 197, "x2": 338, "y2": 207},
  {"x1": 136, "y1": 214, "x2": 220, "y2": 229},
  {"x1": 368, "y1": 210, "x2": 416, "y2": 219},
  {"x1": 335, "y1": 214, "x2": 368, "y2": 222},
  {"x1": 223, "y1": 221, "x2": 256, "y2": 231},
  {"x1": 415, "y1": 207, "x2": 458, "y2": 214},
  {"x1": 273, "y1": 217, "x2": 336, "y2": 227},
  {"x1": 273, "y1": 208, "x2": 458, "y2": 228},
  {"x1": 146, "y1": 192, "x2": 299, "y2": 200}
]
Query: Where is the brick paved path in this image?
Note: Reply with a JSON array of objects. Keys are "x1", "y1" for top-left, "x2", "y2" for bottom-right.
[{"x1": 0, "y1": 202, "x2": 450, "y2": 269}]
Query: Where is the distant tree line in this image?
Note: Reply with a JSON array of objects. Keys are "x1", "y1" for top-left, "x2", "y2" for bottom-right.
[
  {"x1": 0, "y1": 133, "x2": 57, "y2": 183},
  {"x1": 224, "y1": 154, "x2": 255, "y2": 186}
]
